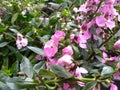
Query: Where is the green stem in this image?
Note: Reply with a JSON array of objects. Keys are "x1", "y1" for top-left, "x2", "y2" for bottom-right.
[
  {"x1": 74, "y1": 77, "x2": 95, "y2": 82},
  {"x1": 45, "y1": 79, "x2": 60, "y2": 84}
]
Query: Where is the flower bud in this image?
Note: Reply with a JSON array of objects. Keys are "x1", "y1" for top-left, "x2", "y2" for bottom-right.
[{"x1": 114, "y1": 39, "x2": 120, "y2": 50}]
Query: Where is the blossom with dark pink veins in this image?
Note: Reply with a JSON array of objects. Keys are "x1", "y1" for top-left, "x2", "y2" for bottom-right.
[
  {"x1": 62, "y1": 45, "x2": 73, "y2": 56},
  {"x1": 113, "y1": 72, "x2": 120, "y2": 80},
  {"x1": 44, "y1": 40, "x2": 58, "y2": 58},
  {"x1": 95, "y1": 15, "x2": 115, "y2": 29},
  {"x1": 75, "y1": 67, "x2": 88, "y2": 87},
  {"x1": 57, "y1": 54, "x2": 74, "y2": 67},
  {"x1": 114, "y1": 39, "x2": 120, "y2": 49},
  {"x1": 93, "y1": 87, "x2": 98, "y2": 90},
  {"x1": 105, "y1": 0, "x2": 115, "y2": 5},
  {"x1": 110, "y1": 83, "x2": 118, "y2": 90},
  {"x1": 78, "y1": 30, "x2": 91, "y2": 49},
  {"x1": 51, "y1": 30, "x2": 65, "y2": 42},
  {"x1": 16, "y1": 33, "x2": 28, "y2": 49}
]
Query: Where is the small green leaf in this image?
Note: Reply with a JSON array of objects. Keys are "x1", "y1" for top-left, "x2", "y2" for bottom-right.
[
  {"x1": 9, "y1": 28, "x2": 19, "y2": 34},
  {"x1": 6, "y1": 82, "x2": 20, "y2": 90},
  {"x1": 101, "y1": 66, "x2": 114, "y2": 76},
  {"x1": 50, "y1": 65, "x2": 72, "y2": 78},
  {"x1": 11, "y1": 13, "x2": 19, "y2": 24},
  {"x1": 20, "y1": 56, "x2": 33, "y2": 78},
  {"x1": 0, "y1": 42, "x2": 8, "y2": 48},
  {"x1": 16, "y1": 81, "x2": 37, "y2": 89},
  {"x1": 39, "y1": 69, "x2": 56, "y2": 79},
  {"x1": 82, "y1": 81, "x2": 97, "y2": 90},
  {"x1": 10, "y1": 60, "x2": 19, "y2": 75},
  {"x1": 114, "y1": 6, "x2": 120, "y2": 11},
  {"x1": 27, "y1": 46, "x2": 44, "y2": 56},
  {"x1": 0, "y1": 81, "x2": 11, "y2": 90},
  {"x1": 33, "y1": 61, "x2": 46, "y2": 73}
]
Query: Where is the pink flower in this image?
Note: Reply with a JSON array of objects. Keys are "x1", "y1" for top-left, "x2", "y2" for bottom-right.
[
  {"x1": 57, "y1": 54, "x2": 73, "y2": 67},
  {"x1": 62, "y1": 45, "x2": 73, "y2": 56},
  {"x1": 105, "y1": 0, "x2": 115, "y2": 5},
  {"x1": 36, "y1": 55, "x2": 43, "y2": 60},
  {"x1": 100, "y1": 4, "x2": 117, "y2": 16},
  {"x1": 21, "y1": 38, "x2": 28, "y2": 46},
  {"x1": 70, "y1": 34, "x2": 75, "y2": 41},
  {"x1": 44, "y1": 40, "x2": 58, "y2": 58},
  {"x1": 93, "y1": 87, "x2": 98, "y2": 90},
  {"x1": 78, "y1": 30, "x2": 91, "y2": 49},
  {"x1": 102, "y1": 52, "x2": 118, "y2": 63},
  {"x1": 75, "y1": 67, "x2": 88, "y2": 77},
  {"x1": 75, "y1": 67, "x2": 88, "y2": 87},
  {"x1": 95, "y1": 15, "x2": 115, "y2": 29},
  {"x1": 96, "y1": 16, "x2": 106, "y2": 27},
  {"x1": 73, "y1": 7, "x2": 79, "y2": 13},
  {"x1": 51, "y1": 30, "x2": 65, "y2": 42},
  {"x1": 114, "y1": 0, "x2": 120, "y2": 6},
  {"x1": 16, "y1": 33, "x2": 28, "y2": 49},
  {"x1": 118, "y1": 15, "x2": 120, "y2": 22},
  {"x1": 117, "y1": 62, "x2": 120, "y2": 68},
  {"x1": 79, "y1": 4, "x2": 88, "y2": 13},
  {"x1": 110, "y1": 83, "x2": 118, "y2": 90},
  {"x1": 113, "y1": 72, "x2": 120, "y2": 80},
  {"x1": 46, "y1": 58, "x2": 57, "y2": 69},
  {"x1": 63, "y1": 83, "x2": 76, "y2": 90},
  {"x1": 114, "y1": 39, "x2": 120, "y2": 49}
]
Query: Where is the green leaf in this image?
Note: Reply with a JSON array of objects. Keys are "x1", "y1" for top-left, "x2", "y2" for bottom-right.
[
  {"x1": 33, "y1": 61, "x2": 46, "y2": 73},
  {"x1": 9, "y1": 28, "x2": 19, "y2": 34},
  {"x1": 82, "y1": 81, "x2": 97, "y2": 90},
  {"x1": 0, "y1": 25, "x2": 8, "y2": 32},
  {"x1": 72, "y1": 45, "x2": 80, "y2": 59},
  {"x1": 0, "y1": 42, "x2": 8, "y2": 48},
  {"x1": 95, "y1": 56, "x2": 103, "y2": 62},
  {"x1": 39, "y1": 69, "x2": 56, "y2": 79},
  {"x1": 10, "y1": 60, "x2": 19, "y2": 75},
  {"x1": 11, "y1": 13, "x2": 19, "y2": 24},
  {"x1": 50, "y1": 65, "x2": 72, "y2": 78},
  {"x1": 2, "y1": 56, "x2": 9, "y2": 70},
  {"x1": 16, "y1": 81, "x2": 37, "y2": 89},
  {"x1": 101, "y1": 66, "x2": 114, "y2": 76},
  {"x1": 6, "y1": 82, "x2": 20, "y2": 90},
  {"x1": 20, "y1": 56, "x2": 33, "y2": 78},
  {"x1": 27, "y1": 46, "x2": 44, "y2": 56},
  {"x1": 53, "y1": 0, "x2": 65, "y2": 3},
  {"x1": 0, "y1": 81, "x2": 11, "y2": 90},
  {"x1": 114, "y1": 6, "x2": 120, "y2": 11}
]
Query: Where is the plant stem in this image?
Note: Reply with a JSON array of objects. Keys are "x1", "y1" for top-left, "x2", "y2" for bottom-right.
[{"x1": 74, "y1": 77, "x2": 95, "y2": 82}]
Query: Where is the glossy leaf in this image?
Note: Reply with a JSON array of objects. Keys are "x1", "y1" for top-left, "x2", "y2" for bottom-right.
[
  {"x1": 0, "y1": 42, "x2": 8, "y2": 48},
  {"x1": 39, "y1": 69, "x2": 56, "y2": 79},
  {"x1": 101, "y1": 66, "x2": 114, "y2": 76},
  {"x1": 11, "y1": 13, "x2": 19, "y2": 24},
  {"x1": 50, "y1": 65, "x2": 72, "y2": 78},
  {"x1": 33, "y1": 61, "x2": 46, "y2": 73},
  {"x1": 27, "y1": 46, "x2": 44, "y2": 56},
  {"x1": 20, "y1": 56, "x2": 33, "y2": 78},
  {"x1": 82, "y1": 81, "x2": 97, "y2": 90}
]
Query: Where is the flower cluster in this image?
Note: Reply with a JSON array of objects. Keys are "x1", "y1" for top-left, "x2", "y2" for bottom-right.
[
  {"x1": 42, "y1": 0, "x2": 120, "y2": 90},
  {"x1": 16, "y1": 33, "x2": 28, "y2": 49}
]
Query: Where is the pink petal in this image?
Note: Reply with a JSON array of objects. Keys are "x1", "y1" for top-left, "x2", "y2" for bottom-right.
[
  {"x1": 110, "y1": 84, "x2": 118, "y2": 90},
  {"x1": 96, "y1": 16, "x2": 106, "y2": 27}
]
